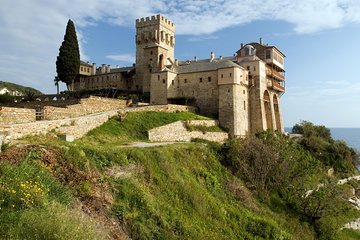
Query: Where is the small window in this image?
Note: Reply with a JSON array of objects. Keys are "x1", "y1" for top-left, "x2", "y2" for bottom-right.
[
  {"x1": 208, "y1": 77, "x2": 211, "y2": 82},
  {"x1": 243, "y1": 90, "x2": 245, "y2": 94},
  {"x1": 87, "y1": 68, "x2": 90, "y2": 73},
  {"x1": 158, "y1": 75, "x2": 160, "y2": 80},
  {"x1": 107, "y1": 76, "x2": 109, "y2": 80},
  {"x1": 247, "y1": 66, "x2": 250, "y2": 70},
  {"x1": 184, "y1": 79, "x2": 187, "y2": 83},
  {"x1": 199, "y1": 77, "x2": 203, "y2": 82},
  {"x1": 221, "y1": 74, "x2": 223, "y2": 78},
  {"x1": 266, "y1": 50, "x2": 271, "y2": 59},
  {"x1": 149, "y1": 69, "x2": 152, "y2": 73},
  {"x1": 163, "y1": 79, "x2": 165, "y2": 84},
  {"x1": 80, "y1": 66, "x2": 83, "y2": 71},
  {"x1": 229, "y1": 73, "x2": 232, "y2": 77},
  {"x1": 150, "y1": 50, "x2": 153, "y2": 55},
  {"x1": 172, "y1": 80, "x2": 174, "y2": 85},
  {"x1": 253, "y1": 66, "x2": 256, "y2": 71},
  {"x1": 244, "y1": 101, "x2": 246, "y2": 110}
]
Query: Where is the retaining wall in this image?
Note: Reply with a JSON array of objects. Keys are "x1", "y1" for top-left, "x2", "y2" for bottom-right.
[
  {"x1": 0, "y1": 110, "x2": 119, "y2": 142},
  {"x1": 0, "y1": 107, "x2": 36, "y2": 124},
  {"x1": 148, "y1": 120, "x2": 228, "y2": 143}
]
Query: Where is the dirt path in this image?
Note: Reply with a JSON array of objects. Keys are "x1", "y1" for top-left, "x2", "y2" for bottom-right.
[{"x1": 118, "y1": 141, "x2": 186, "y2": 148}]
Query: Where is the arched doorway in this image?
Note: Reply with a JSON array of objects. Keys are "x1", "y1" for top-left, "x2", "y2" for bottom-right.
[
  {"x1": 273, "y1": 95, "x2": 281, "y2": 131},
  {"x1": 263, "y1": 91, "x2": 273, "y2": 130}
]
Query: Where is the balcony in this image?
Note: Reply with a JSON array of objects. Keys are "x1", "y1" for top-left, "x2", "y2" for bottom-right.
[
  {"x1": 271, "y1": 80, "x2": 285, "y2": 92},
  {"x1": 266, "y1": 67, "x2": 285, "y2": 81}
]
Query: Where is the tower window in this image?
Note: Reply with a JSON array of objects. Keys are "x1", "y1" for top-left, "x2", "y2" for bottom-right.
[
  {"x1": 208, "y1": 77, "x2": 211, "y2": 82},
  {"x1": 221, "y1": 74, "x2": 223, "y2": 78},
  {"x1": 150, "y1": 50, "x2": 153, "y2": 55},
  {"x1": 163, "y1": 79, "x2": 165, "y2": 84},
  {"x1": 247, "y1": 66, "x2": 250, "y2": 70},
  {"x1": 229, "y1": 73, "x2": 232, "y2": 77},
  {"x1": 172, "y1": 80, "x2": 174, "y2": 85},
  {"x1": 184, "y1": 79, "x2": 187, "y2": 83},
  {"x1": 158, "y1": 75, "x2": 160, "y2": 80},
  {"x1": 199, "y1": 77, "x2": 203, "y2": 82}
]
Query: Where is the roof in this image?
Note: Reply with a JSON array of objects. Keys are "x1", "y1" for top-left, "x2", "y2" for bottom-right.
[
  {"x1": 174, "y1": 58, "x2": 241, "y2": 74},
  {"x1": 110, "y1": 66, "x2": 135, "y2": 73},
  {"x1": 80, "y1": 60, "x2": 93, "y2": 67}
]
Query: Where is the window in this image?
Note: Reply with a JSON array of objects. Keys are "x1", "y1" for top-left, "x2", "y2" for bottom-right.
[
  {"x1": 199, "y1": 77, "x2": 203, "y2": 82},
  {"x1": 150, "y1": 58, "x2": 152, "y2": 61},
  {"x1": 87, "y1": 68, "x2": 90, "y2": 73},
  {"x1": 244, "y1": 101, "x2": 246, "y2": 110},
  {"x1": 80, "y1": 66, "x2": 83, "y2": 71},
  {"x1": 150, "y1": 50, "x2": 153, "y2": 55},
  {"x1": 172, "y1": 80, "x2": 174, "y2": 85},
  {"x1": 221, "y1": 74, "x2": 223, "y2": 78},
  {"x1": 253, "y1": 66, "x2": 256, "y2": 71},
  {"x1": 158, "y1": 75, "x2": 160, "y2": 80},
  {"x1": 107, "y1": 76, "x2": 109, "y2": 80},
  {"x1": 266, "y1": 50, "x2": 271, "y2": 59},
  {"x1": 247, "y1": 66, "x2": 250, "y2": 70},
  {"x1": 229, "y1": 73, "x2": 232, "y2": 77},
  {"x1": 243, "y1": 90, "x2": 246, "y2": 94},
  {"x1": 208, "y1": 77, "x2": 211, "y2": 82},
  {"x1": 163, "y1": 79, "x2": 165, "y2": 83},
  {"x1": 184, "y1": 78, "x2": 187, "y2": 83}
]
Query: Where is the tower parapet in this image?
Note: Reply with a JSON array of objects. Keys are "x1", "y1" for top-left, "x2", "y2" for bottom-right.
[{"x1": 136, "y1": 15, "x2": 176, "y2": 31}]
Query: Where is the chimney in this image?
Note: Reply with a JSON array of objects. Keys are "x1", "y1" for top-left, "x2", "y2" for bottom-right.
[
  {"x1": 210, "y1": 52, "x2": 215, "y2": 62},
  {"x1": 219, "y1": 56, "x2": 223, "y2": 60},
  {"x1": 194, "y1": 56, "x2": 197, "y2": 62},
  {"x1": 101, "y1": 64, "x2": 106, "y2": 74},
  {"x1": 107, "y1": 64, "x2": 111, "y2": 73},
  {"x1": 259, "y1": 37, "x2": 263, "y2": 45},
  {"x1": 175, "y1": 59, "x2": 179, "y2": 66},
  {"x1": 240, "y1": 43, "x2": 244, "y2": 48},
  {"x1": 92, "y1": 63, "x2": 96, "y2": 75},
  {"x1": 116, "y1": 65, "x2": 119, "y2": 69}
]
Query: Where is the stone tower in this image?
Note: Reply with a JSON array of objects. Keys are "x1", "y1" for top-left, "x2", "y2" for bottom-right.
[{"x1": 135, "y1": 15, "x2": 176, "y2": 93}]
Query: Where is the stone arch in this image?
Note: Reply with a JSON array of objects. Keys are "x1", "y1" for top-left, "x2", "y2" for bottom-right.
[
  {"x1": 273, "y1": 94, "x2": 281, "y2": 131},
  {"x1": 263, "y1": 90, "x2": 273, "y2": 130}
]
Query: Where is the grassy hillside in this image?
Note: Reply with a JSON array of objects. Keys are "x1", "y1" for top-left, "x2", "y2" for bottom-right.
[
  {"x1": 0, "y1": 81, "x2": 42, "y2": 95},
  {"x1": 1, "y1": 112, "x2": 360, "y2": 239}
]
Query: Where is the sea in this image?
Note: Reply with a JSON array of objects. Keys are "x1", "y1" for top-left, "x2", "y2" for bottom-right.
[{"x1": 285, "y1": 127, "x2": 360, "y2": 152}]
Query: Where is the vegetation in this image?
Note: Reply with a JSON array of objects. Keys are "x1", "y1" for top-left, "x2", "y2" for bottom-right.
[
  {"x1": 0, "y1": 81, "x2": 42, "y2": 95},
  {"x1": 1, "y1": 112, "x2": 359, "y2": 239},
  {"x1": 292, "y1": 121, "x2": 359, "y2": 176},
  {"x1": 56, "y1": 19, "x2": 80, "y2": 91},
  {"x1": 80, "y1": 111, "x2": 209, "y2": 146}
]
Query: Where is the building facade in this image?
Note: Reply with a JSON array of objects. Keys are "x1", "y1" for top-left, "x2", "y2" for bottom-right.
[{"x1": 74, "y1": 15, "x2": 286, "y2": 137}]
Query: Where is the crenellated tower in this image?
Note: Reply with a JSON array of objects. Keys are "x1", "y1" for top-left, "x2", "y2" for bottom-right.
[{"x1": 135, "y1": 15, "x2": 176, "y2": 93}]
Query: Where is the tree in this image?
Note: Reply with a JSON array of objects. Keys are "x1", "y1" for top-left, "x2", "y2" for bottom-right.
[
  {"x1": 54, "y1": 76, "x2": 60, "y2": 95},
  {"x1": 56, "y1": 19, "x2": 80, "y2": 91}
]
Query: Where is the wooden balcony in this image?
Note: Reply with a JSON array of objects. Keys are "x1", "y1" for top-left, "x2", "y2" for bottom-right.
[
  {"x1": 271, "y1": 80, "x2": 285, "y2": 92},
  {"x1": 266, "y1": 67, "x2": 285, "y2": 81}
]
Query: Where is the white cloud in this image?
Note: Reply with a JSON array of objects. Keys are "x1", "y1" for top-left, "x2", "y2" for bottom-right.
[
  {"x1": 106, "y1": 54, "x2": 135, "y2": 63},
  {"x1": 1, "y1": 0, "x2": 360, "y2": 93}
]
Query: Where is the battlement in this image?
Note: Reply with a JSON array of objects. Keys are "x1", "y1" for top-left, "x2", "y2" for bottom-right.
[{"x1": 136, "y1": 14, "x2": 176, "y2": 31}]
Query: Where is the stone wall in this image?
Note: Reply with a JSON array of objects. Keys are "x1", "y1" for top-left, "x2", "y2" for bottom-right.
[
  {"x1": 1, "y1": 110, "x2": 119, "y2": 142},
  {"x1": 43, "y1": 96, "x2": 128, "y2": 120},
  {"x1": 119, "y1": 104, "x2": 197, "y2": 117},
  {"x1": 0, "y1": 107, "x2": 36, "y2": 124},
  {"x1": 148, "y1": 120, "x2": 228, "y2": 143}
]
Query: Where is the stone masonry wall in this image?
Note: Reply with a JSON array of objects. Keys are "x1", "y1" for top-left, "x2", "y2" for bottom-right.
[
  {"x1": 0, "y1": 110, "x2": 119, "y2": 143},
  {"x1": 0, "y1": 107, "x2": 36, "y2": 124},
  {"x1": 148, "y1": 120, "x2": 228, "y2": 143},
  {"x1": 44, "y1": 96, "x2": 128, "y2": 120},
  {"x1": 119, "y1": 104, "x2": 197, "y2": 117}
]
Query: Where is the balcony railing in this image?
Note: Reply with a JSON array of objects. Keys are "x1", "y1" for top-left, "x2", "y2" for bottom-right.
[
  {"x1": 266, "y1": 67, "x2": 285, "y2": 81},
  {"x1": 271, "y1": 80, "x2": 285, "y2": 92}
]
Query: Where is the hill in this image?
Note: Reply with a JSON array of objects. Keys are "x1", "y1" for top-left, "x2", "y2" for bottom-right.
[
  {"x1": 0, "y1": 81, "x2": 42, "y2": 95},
  {"x1": 0, "y1": 112, "x2": 360, "y2": 239}
]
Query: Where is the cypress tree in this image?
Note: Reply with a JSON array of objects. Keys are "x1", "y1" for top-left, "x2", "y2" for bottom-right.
[{"x1": 56, "y1": 19, "x2": 80, "y2": 91}]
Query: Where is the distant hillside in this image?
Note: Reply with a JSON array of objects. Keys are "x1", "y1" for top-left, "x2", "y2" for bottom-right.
[{"x1": 0, "y1": 81, "x2": 42, "y2": 95}]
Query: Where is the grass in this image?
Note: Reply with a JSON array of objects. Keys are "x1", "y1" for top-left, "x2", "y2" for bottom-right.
[
  {"x1": 2, "y1": 111, "x2": 360, "y2": 239},
  {"x1": 80, "y1": 111, "x2": 209, "y2": 146}
]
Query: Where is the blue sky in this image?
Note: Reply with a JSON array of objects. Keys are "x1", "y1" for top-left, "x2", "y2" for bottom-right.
[{"x1": 1, "y1": 0, "x2": 360, "y2": 127}]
